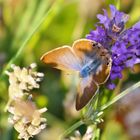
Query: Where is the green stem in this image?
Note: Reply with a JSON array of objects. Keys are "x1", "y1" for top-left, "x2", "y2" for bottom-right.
[
  {"x1": 85, "y1": 92, "x2": 99, "y2": 119},
  {"x1": 0, "y1": 0, "x2": 63, "y2": 77},
  {"x1": 100, "y1": 81, "x2": 140, "y2": 111},
  {"x1": 116, "y1": 0, "x2": 120, "y2": 10},
  {"x1": 92, "y1": 127, "x2": 100, "y2": 140},
  {"x1": 59, "y1": 120, "x2": 84, "y2": 139}
]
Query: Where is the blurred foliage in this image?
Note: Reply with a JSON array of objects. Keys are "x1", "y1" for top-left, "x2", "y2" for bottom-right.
[{"x1": 0, "y1": 0, "x2": 140, "y2": 140}]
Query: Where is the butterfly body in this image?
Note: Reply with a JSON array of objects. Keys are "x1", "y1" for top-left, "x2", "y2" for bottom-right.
[
  {"x1": 41, "y1": 39, "x2": 112, "y2": 110},
  {"x1": 80, "y1": 58, "x2": 101, "y2": 78}
]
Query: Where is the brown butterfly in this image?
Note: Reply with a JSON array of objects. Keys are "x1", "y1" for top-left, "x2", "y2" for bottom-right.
[{"x1": 41, "y1": 39, "x2": 112, "y2": 110}]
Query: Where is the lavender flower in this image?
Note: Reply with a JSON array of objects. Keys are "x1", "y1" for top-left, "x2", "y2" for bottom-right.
[{"x1": 86, "y1": 5, "x2": 140, "y2": 89}]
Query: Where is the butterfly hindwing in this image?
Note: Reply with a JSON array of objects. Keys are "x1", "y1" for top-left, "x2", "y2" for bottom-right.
[
  {"x1": 93, "y1": 62, "x2": 112, "y2": 85},
  {"x1": 76, "y1": 75, "x2": 99, "y2": 110},
  {"x1": 93, "y1": 48, "x2": 112, "y2": 85},
  {"x1": 41, "y1": 46, "x2": 81, "y2": 72}
]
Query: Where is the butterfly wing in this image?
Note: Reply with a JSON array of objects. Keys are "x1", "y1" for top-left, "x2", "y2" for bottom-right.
[
  {"x1": 93, "y1": 60, "x2": 112, "y2": 85},
  {"x1": 76, "y1": 75, "x2": 99, "y2": 110},
  {"x1": 41, "y1": 46, "x2": 81, "y2": 72},
  {"x1": 72, "y1": 39, "x2": 99, "y2": 61}
]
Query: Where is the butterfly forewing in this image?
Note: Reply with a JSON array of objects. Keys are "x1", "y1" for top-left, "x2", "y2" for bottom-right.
[
  {"x1": 72, "y1": 39, "x2": 99, "y2": 61},
  {"x1": 76, "y1": 75, "x2": 99, "y2": 110},
  {"x1": 41, "y1": 46, "x2": 81, "y2": 72}
]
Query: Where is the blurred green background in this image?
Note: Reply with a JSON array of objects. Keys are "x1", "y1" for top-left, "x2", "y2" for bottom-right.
[{"x1": 0, "y1": 0, "x2": 140, "y2": 140}]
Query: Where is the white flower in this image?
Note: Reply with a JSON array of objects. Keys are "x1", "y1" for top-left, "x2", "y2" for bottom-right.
[
  {"x1": 8, "y1": 98, "x2": 47, "y2": 140},
  {"x1": 5, "y1": 63, "x2": 47, "y2": 140},
  {"x1": 5, "y1": 63, "x2": 44, "y2": 109},
  {"x1": 7, "y1": 63, "x2": 44, "y2": 91}
]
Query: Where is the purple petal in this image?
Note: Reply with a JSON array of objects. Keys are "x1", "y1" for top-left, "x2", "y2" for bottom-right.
[
  {"x1": 110, "y1": 5, "x2": 117, "y2": 18},
  {"x1": 97, "y1": 14, "x2": 107, "y2": 23},
  {"x1": 110, "y1": 72, "x2": 122, "y2": 80},
  {"x1": 107, "y1": 83, "x2": 116, "y2": 90}
]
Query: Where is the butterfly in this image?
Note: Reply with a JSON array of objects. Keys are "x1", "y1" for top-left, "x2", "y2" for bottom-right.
[{"x1": 41, "y1": 39, "x2": 112, "y2": 110}]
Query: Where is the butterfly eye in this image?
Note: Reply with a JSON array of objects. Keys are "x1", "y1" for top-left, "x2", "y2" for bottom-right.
[
  {"x1": 92, "y1": 42, "x2": 98, "y2": 47},
  {"x1": 106, "y1": 62, "x2": 109, "y2": 65}
]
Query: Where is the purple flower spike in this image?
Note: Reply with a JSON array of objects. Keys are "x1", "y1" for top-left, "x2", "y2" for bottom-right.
[
  {"x1": 97, "y1": 5, "x2": 129, "y2": 40},
  {"x1": 86, "y1": 5, "x2": 140, "y2": 90}
]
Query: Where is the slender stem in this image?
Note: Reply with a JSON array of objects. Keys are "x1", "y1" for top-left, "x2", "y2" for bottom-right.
[
  {"x1": 92, "y1": 127, "x2": 100, "y2": 140},
  {"x1": 96, "y1": 91, "x2": 102, "y2": 109},
  {"x1": 0, "y1": 0, "x2": 63, "y2": 77},
  {"x1": 100, "y1": 81, "x2": 140, "y2": 111},
  {"x1": 85, "y1": 92, "x2": 99, "y2": 118},
  {"x1": 59, "y1": 120, "x2": 84, "y2": 139},
  {"x1": 85, "y1": 99, "x2": 95, "y2": 118},
  {"x1": 116, "y1": 0, "x2": 120, "y2": 10}
]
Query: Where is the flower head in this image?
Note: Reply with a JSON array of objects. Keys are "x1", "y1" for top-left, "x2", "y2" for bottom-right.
[
  {"x1": 5, "y1": 63, "x2": 44, "y2": 101},
  {"x1": 86, "y1": 5, "x2": 140, "y2": 89},
  {"x1": 8, "y1": 98, "x2": 47, "y2": 140},
  {"x1": 97, "y1": 5, "x2": 129, "y2": 40}
]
